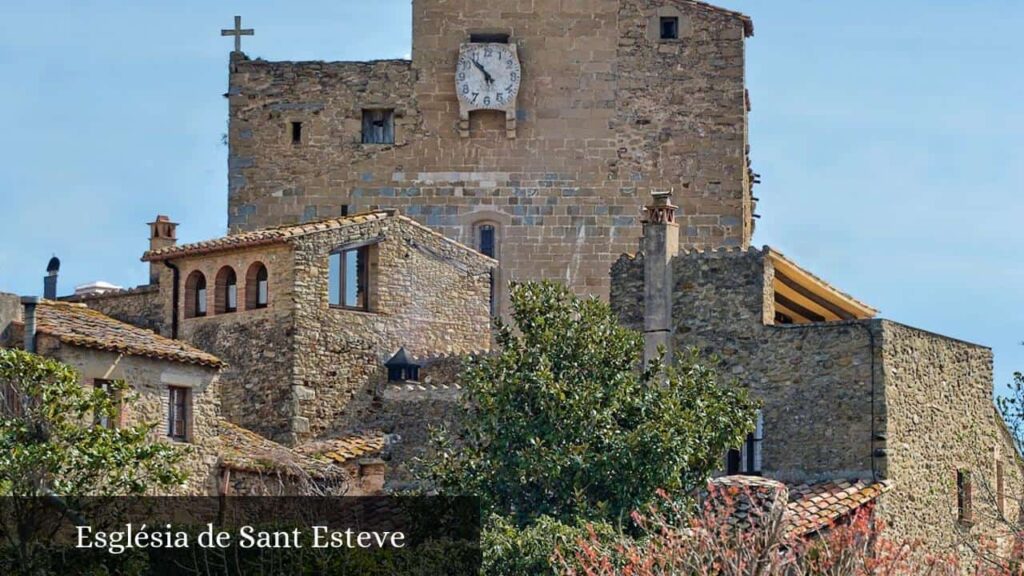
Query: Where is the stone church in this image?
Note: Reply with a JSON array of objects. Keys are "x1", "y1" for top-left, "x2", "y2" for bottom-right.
[{"x1": 0, "y1": 0, "x2": 1020, "y2": 557}]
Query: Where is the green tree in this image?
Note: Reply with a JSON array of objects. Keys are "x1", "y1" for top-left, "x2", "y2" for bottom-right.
[
  {"x1": 0, "y1": 349, "x2": 187, "y2": 571},
  {"x1": 426, "y1": 281, "x2": 756, "y2": 529},
  {"x1": 0, "y1": 349, "x2": 186, "y2": 497}
]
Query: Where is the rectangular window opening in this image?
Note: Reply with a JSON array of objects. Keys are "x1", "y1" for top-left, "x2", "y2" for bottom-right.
[
  {"x1": 470, "y1": 33, "x2": 509, "y2": 44},
  {"x1": 361, "y1": 109, "x2": 395, "y2": 145},
  {"x1": 290, "y1": 121, "x2": 302, "y2": 144},
  {"x1": 167, "y1": 386, "x2": 189, "y2": 441},
  {"x1": 660, "y1": 17, "x2": 679, "y2": 40},
  {"x1": 196, "y1": 287, "x2": 207, "y2": 317},
  {"x1": 726, "y1": 410, "x2": 763, "y2": 475},
  {"x1": 329, "y1": 246, "x2": 370, "y2": 311},
  {"x1": 341, "y1": 204, "x2": 350, "y2": 217},
  {"x1": 94, "y1": 379, "x2": 117, "y2": 429},
  {"x1": 957, "y1": 469, "x2": 973, "y2": 524}
]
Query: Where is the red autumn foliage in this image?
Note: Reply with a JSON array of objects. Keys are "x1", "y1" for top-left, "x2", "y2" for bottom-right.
[{"x1": 557, "y1": 485, "x2": 1024, "y2": 576}]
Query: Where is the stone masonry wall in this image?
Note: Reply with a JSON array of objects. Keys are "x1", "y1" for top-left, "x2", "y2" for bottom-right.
[
  {"x1": 876, "y1": 321, "x2": 1024, "y2": 555},
  {"x1": 64, "y1": 285, "x2": 164, "y2": 334},
  {"x1": 227, "y1": 0, "x2": 752, "y2": 312},
  {"x1": 38, "y1": 337, "x2": 222, "y2": 496},
  {"x1": 611, "y1": 248, "x2": 878, "y2": 482},
  {"x1": 161, "y1": 244, "x2": 297, "y2": 442},
  {"x1": 290, "y1": 216, "x2": 492, "y2": 442}
]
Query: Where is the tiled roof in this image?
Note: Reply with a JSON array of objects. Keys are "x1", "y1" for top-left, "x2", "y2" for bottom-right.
[
  {"x1": 142, "y1": 211, "x2": 395, "y2": 261},
  {"x1": 709, "y1": 475, "x2": 892, "y2": 538},
  {"x1": 33, "y1": 300, "x2": 223, "y2": 368},
  {"x1": 217, "y1": 420, "x2": 344, "y2": 478},
  {"x1": 141, "y1": 210, "x2": 495, "y2": 268},
  {"x1": 785, "y1": 477, "x2": 892, "y2": 537},
  {"x1": 294, "y1": 432, "x2": 386, "y2": 465}
]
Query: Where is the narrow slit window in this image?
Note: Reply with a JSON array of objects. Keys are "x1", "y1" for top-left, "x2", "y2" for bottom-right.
[
  {"x1": 957, "y1": 469, "x2": 973, "y2": 524},
  {"x1": 167, "y1": 386, "x2": 189, "y2": 441},
  {"x1": 361, "y1": 109, "x2": 395, "y2": 144},
  {"x1": 290, "y1": 121, "x2": 302, "y2": 144},
  {"x1": 329, "y1": 246, "x2": 370, "y2": 310},
  {"x1": 94, "y1": 379, "x2": 117, "y2": 429},
  {"x1": 660, "y1": 17, "x2": 679, "y2": 40},
  {"x1": 477, "y1": 224, "x2": 498, "y2": 315}
]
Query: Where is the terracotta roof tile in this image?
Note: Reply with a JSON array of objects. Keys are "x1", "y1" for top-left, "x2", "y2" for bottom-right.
[
  {"x1": 294, "y1": 432, "x2": 386, "y2": 465},
  {"x1": 141, "y1": 210, "x2": 496, "y2": 268},
  {"x1": 709, "y1": 475, "x2": 892, "y2": 538},
  {"x1": 141, "y1": 210, "x2": 395, "y2": 261},
  {"x1": 217, "y1": 420, "x2": 343, "y2": 478},
  {"x1": 34, "y1": 300, "x2": 223, "y2": 368},
  {"x1": 785, "y1": 477, "x2": 892, "y2": 537}
]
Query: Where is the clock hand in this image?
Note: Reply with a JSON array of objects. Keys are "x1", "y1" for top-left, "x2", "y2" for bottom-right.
[{"x1": 471, "y1": 58, "x2": 494, "y2": 84}]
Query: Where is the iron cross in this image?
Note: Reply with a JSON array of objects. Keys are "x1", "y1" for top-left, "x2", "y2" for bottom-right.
[{"x1": 221, "y1": 16, "x2": 254, "y2": 53}]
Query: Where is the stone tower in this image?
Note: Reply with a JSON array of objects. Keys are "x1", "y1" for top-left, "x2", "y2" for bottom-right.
[{"x1": 226, "y1": 0, "x2": 755, "y2": 313}]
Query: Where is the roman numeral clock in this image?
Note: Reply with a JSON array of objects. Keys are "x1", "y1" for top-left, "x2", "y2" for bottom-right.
[{"x1": 456, "y1": 40, "x2": 521, "y2": 138}]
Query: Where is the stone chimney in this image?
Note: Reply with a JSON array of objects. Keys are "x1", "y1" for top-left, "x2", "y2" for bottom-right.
[
  {"x1": 21, "y1": 296, "x2": 40, "y2": 353},
  {"x1": 44, "y1": 256, "x2": 60, "y2": 300},
  {"x1": 148, "y1": 215, "x2": 178, "y2": 285},
  {"x1": 356, "y1": 458, "x2": 387, "y2": 495},
  {"x1": 642, "y1": 191, "x2": 679, "y2": 366}
]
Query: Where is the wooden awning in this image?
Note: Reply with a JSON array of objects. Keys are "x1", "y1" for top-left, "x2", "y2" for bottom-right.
[{"x1": 766, "y1": 248, "x2": 877, "y2": 324}]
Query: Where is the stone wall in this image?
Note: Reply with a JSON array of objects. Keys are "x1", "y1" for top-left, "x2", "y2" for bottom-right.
[
  {"x1": 63, "y1": 285, "x2": 163, "y2": 333},
  {"x1": 162, "y1": 244, "x2": 297, "y2": 442},
  {"x1": 876, "y1": 321, "x2": 1024, "y2": 554},
  {"x1": 0, "y1": 292, "x2": 21, "y2": 344},
  {"x1": 226, "y1": 0, "x2": 753, "y2": 311},
  {"x1": 36, "y1": 337, "x2": 222, "y2": 496},
  {"x1": 290, "y1": 216, "x2": 492, "y2": 442},
  {"x1": 333, "y1": 354, "x2": 470, "y2": 489},
  {"x1": 611, "y1": 248, "x2": 878, "y2": 481}
]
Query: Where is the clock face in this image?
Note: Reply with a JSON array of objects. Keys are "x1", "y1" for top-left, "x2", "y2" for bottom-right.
[{"x1": 456, "y1": 43, "x2": 520, "y2": 111}]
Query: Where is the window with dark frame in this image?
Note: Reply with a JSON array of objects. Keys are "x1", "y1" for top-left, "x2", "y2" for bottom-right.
[
  {"x1": 957, "y1": 469, "x2": 973, "y2": 524},
  {"x1": 93, "y1": 379, "x2": 117, "y2": 429},
  {"x1": 361, "y1": 109, "x2": 395, "y2": 144},
  {"x1": 477, "y1": 224, "x2": 498, "y2": 315},
  {"x1": 256, "y1": 266, "x2": 268, "y2": 308},
  {"x1": 329, "y1": 246, "x2": 370, "y2": 310},
  {"x1": 224, "y1": 269, "x2": 238, "y2": 312},
  {"x1": 340, "y1": 204, "x2": 350, "y2": 217},
  {"x1": 660, "y1": 16, "x2": 679, "y2": 40},
  {"x1": 167, "y1": 386, "x2": 189, "y2": 441},
  {"x1": 726, "y1": 409, "x2": 763, "y2": 475},
  {"x1": 290, "y1": 121, "x2": 302, "y2": 144}
]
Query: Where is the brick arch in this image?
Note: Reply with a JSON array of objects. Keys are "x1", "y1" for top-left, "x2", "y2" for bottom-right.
[
  {"x1": 245, "y1": 261, "x2": 269, "y2": 310},
  {"x1": 184, "y1": 270, "x2": 207, "y2": 319},
  {"x1": 214, "y1": 266, "x2": 238, "y2": 314}
]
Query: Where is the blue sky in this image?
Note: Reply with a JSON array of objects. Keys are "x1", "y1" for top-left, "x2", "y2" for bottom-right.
[{"x1": 0, "y1": 1, "x2": 1021, "y2": 391}]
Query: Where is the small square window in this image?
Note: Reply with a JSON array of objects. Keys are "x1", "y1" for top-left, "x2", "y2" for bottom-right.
[
  {"x1": 362, "y1": 109, "x2": 395, "y2": 144},
  {"x1": 660, "y1": 17, "x2": 679, "y2": 40},
  {"x1": 290, "y1": 121, "x2": 302, "y2": 144}
]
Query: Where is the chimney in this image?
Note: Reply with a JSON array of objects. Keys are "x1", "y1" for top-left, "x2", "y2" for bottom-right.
[
  {"x1": 44, "y1": 256, "x2": 60, "y2": 300},
  {"x1": 642, "y1": 191, "x2": 679, "y2": 366},
  {"x1": 21, "y1": 296, "x2": 40, "y2": 353},
  {"x1": 148, "y1": 215, "x2": 178, "y2": 285}
]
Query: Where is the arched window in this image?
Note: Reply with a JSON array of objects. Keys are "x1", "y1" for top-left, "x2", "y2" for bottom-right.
[
  {"x1": 215, "y1": 266, "x2": 238, "y2": 314},
  {"x1": 184, "y1": 271, "x2": 207, "y2": 319},
  {"x1": 245, "y1": 262, "x2": 269, "y2": 310},
  {"x1": 475, "y1": 223, "x2": 499, "y2": 315}
]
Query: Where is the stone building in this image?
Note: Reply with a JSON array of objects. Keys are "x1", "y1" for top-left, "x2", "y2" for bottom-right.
[
  {"x1": 225, "y1": 0, "x2": 757, "y2": 314},
  {"x1": 0, "y1": 295, "x2": 382, "y2": 497},
  {"x1": 139, "y1": 210, "x2": 494, "y2": 445},
  {"x1": 611, "y1": 193, "x2": 1024, "y2": 552}
]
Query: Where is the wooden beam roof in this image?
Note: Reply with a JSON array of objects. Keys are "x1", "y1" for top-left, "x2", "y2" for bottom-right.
[{"x1": 766, "y1": 248, "x2": 877, "y2": 324}]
